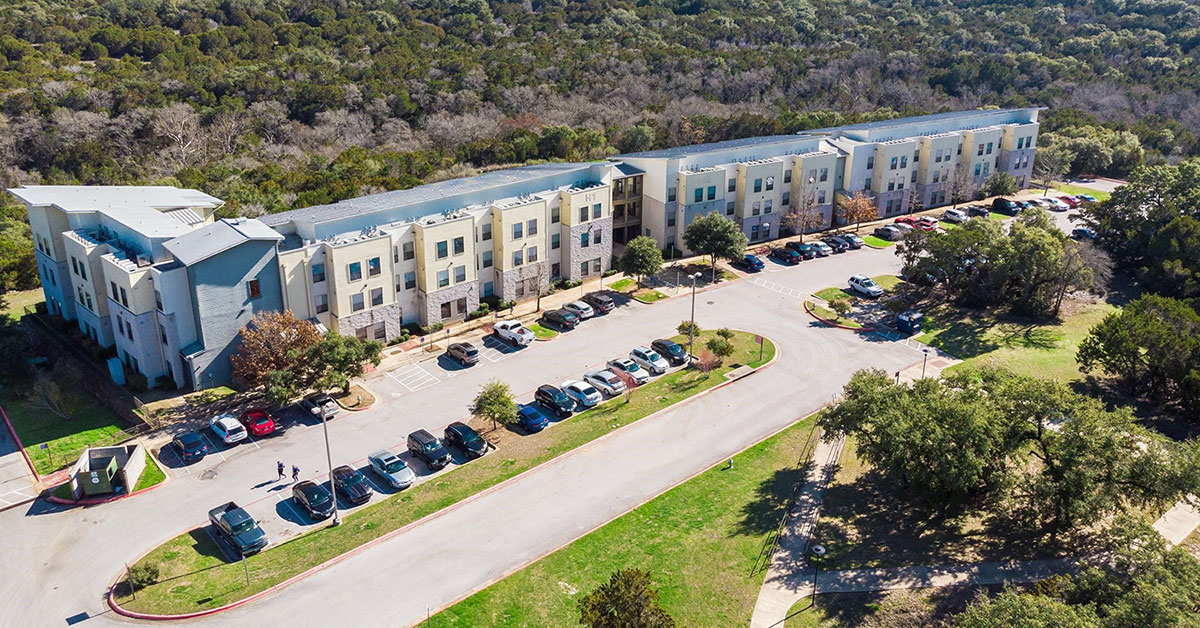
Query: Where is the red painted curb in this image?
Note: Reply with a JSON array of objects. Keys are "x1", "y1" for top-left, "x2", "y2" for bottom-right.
[
  {"x1": 0, "y1": 404, "x2": 40, "y2": 482},
  {"x1": 107, "y1": 334, "x2": 781, "y2": 622},
  {"x1": 803, "y1": 300, "x2": 875, "y2": 332},
  {"x1": 47, "y1": 455, "x2": 169, "y2": 506}
]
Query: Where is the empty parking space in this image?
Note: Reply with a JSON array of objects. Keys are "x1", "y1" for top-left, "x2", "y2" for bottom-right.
[
  {"x1": 751, "y1": 277, "x2": 804, "y2": 299},
  {"x1": 479, "y1": 336, "x2": 517, "y2": 362},
  {"x1": 0, "y1": 486, "x2": 36, "y2": 509},
  {"x1": 387, "y1": 363, "x2": 440, "y2": 392}
]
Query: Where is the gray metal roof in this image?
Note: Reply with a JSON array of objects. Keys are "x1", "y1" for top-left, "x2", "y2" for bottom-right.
[
  {"x1": 7, "y1": 185, "x2": 224, "y2": 239},
  {"x1": 163, "y1": 218, "x2": 282, "y2": 266},
  {"x1": 616, "y1": 134, "x2": 810, "y2": 160},
  {"x1": 803, "y1": 107, "x2": 1042, "y2": 134},
  {"x1": 615, "y1": 163, "x2": 645, "y2": 176}
]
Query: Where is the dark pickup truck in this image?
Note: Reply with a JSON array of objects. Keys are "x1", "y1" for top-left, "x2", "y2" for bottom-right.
[{"x1": 208, "y1": 502, "x2": 268, "y2": 556}]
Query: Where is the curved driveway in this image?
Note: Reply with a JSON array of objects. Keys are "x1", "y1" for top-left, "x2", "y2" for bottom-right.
[{"x1": 0, "y1": 246, "x2": 922, "y2": 628}]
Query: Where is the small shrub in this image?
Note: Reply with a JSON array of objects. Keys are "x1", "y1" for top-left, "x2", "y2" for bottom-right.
[
  {"x1": 829, "y1": 297, "x2": 851, "y2": 319},
  {"x1": 419, "y1": 322, "x2": 444, "y2": 335},
  {"x1": 128, "y1": 563, "x2": 160, "y2": 590},
  {"x1": 716, "y1": 327, "x2": 735, "y2": 341},
  {"x1": 154, "y1": 375, "x2": 177, "y2": 391},
  {"x1": 466, "y1": 307, "x2": 490, "y2": 321},
  {"x1": 676, "y1": 320, "x2": 701, "y2": 336},
  {"x1": 602, "y1": 268, "x2": 619, "y2": 277}
]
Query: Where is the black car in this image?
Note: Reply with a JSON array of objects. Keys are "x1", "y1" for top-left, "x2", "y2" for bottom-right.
[
  {"x1": 172, "y1": 431, "x2": 208, "y2": 464},
  {"x1": 581, "y1": 292, "x2": 615, "y2": 314},
  {"x1": 407, "y1": 429, "x2": 452, "y2": 470},
  {"x1": 446, "y1": 342, "x2": 479, "y2": 366},
  {"x1": 785, "y1": 242, "x2": 818, "y2": 259},
  {"x1": 821, "y1": 236, "x2": 849, "y2": 253},
  {"x1": 967, "y1": 205, "x2": 990, "y2": 218},
  {"x1": 991, "y1": 198, "x2": 1018, "y2": 214},
  {"x1": 444, "y1": 421, "x2": 488, "y2": 459},
  {"x1": 292, "y1": 480, "x2": 336, "y2": 519},
  {"x1": 651, "y1": 339, "x2": 688, "y2": 366},
  {"x1": 543, "y1": 308, "x2": 579, "y2": 331},
  {"x1": 331, "y1": 465, "x2": 372, "y2": 506},
  {"x1": 535, "y1": 384, "x2": 575, "y2": 418},
  {"x1": 769, "y1": 247, "x2": 801, "y2": 265}
]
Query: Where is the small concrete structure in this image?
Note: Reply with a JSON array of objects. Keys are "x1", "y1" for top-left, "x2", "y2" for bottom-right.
[{"x1": 65, "y1": 443, "x2": 146, "y2": 500}]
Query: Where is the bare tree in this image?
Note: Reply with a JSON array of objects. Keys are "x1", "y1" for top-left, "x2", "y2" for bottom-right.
[
  {"x1": 1034, "y1": 145, "x2": 1074, "y2": 197},
  {"x1": 837, "y1": 191, "x2": 878, "y2": 232},
  {"x1": 906, "y1": 187, "x2": 925, "y2": 217},
  {"x1": 209, "y1": 111, "x2": 249, "y2": 157},
  {"x1": 782, "y1": 176, "x2": 826, "y2": 242},
  {"x1": 949, "y1": 165, "x2": 979, "y2": 209},
  {"x1": 27, "y1": 365, "x2": 78, "y2": 420},
  {"x1": 152, "y1": 103, "x2": 204, "y2": 166}
]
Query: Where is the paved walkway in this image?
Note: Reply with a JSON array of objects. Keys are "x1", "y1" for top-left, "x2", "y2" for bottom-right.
[{"x1": 0, "y1": 410, "x2": 39, "y2": 512}]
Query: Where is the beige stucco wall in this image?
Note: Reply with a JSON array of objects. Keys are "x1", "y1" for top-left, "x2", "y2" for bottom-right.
[
  {"x1": 325, "y1": 234, "x2": 395, "y2": 319},
  {"x1": 414, "y1": 215, "x2": 476, "y2": 294}
]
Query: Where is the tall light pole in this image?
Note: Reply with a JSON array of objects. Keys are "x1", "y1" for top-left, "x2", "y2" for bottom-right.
[
  {"x1": 688, "y1": 272, "x2": 701, "y2": 358},
  {"x1": 921, "y1": 348, "x2": 931, "y2": 379},
  {"x1": 319, "y1": 411, "x2": 340, "y2": 527}
]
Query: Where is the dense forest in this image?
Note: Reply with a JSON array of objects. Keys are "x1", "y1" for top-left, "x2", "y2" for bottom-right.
[{"x1": 1, "y1": 0, "x2": 1199, "y2": 289}]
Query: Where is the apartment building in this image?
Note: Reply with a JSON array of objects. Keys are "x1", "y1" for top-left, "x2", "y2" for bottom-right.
[{"x1": 616, "y1": 107, "x2": 1040, "y2": 251}]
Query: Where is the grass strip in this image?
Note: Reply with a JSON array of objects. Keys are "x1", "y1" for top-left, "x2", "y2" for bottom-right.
[
  {"x1": 527, "y1": 323, "x2": 560, "y2": 339},
  {"x1": 133, "y1": 451, "x2": 166, "y2": 492},
  {"x1": 115, "y1": 331, "x2": 775, "y2": 615},
  {"x1": 2, "y1": 389, "x2": 129, "y2": 475},
  {"x1": 634, "y1": 289, "x2": 668, "y2": 303},
  {"x1": 862, "y1": 235, "x2": 895, "y2": 248},
  {"x1": 807, "y1": 302, "x2": 863, "y2": 329},
  {"x1": 609, "y1": 278, "x2": 635, "y2": 292}
]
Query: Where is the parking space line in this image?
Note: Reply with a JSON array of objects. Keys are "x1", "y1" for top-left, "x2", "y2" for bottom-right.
[
  {"x1": 245, "y1": 434, "x2": 261, "y2": 450},
  {"x1": 161, "y1": 445, "x2": 191, "y2": 475},
  {"x1": 0, "y1": 487, "x2": 35, "y2": 507},
  {"x1": 276, "y1": 494, "x2": 307, "y2": 525},
  {"x1": 387, "y1": 363, "x2": 440, "y2": 392},
  {"x1": 198, "y1": 432, "x2": 227, "y2": 461},
  {"x1": 363, "y1": 474, "x2": 388, "y2": 495},
  {"x1": 751, "y1": 277, "x2": 803, "y2": 299}
]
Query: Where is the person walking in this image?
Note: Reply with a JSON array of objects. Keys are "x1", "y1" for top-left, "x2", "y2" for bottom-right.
[
  {"x1": 277, "y1": 460, "x2": 284, "y2": 480},
  {"x1": 291, "y1": 465, "x2": 300, "y2": 483}
]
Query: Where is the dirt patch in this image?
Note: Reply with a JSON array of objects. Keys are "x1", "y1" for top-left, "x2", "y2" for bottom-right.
[{"x1": 332, "y1": 385, "x2": 375, "y2": 410}]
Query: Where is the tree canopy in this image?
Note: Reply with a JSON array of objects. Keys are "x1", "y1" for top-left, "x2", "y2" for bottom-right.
[
  {"x1": 578, "y1": 569, "x2": 675, "y2": 628},
  {"x1": 619, "y1": 236, "x2": 663, "y2": 287},
  {"x1": 681, "y1": 213, "x2": 747, "y2": 280}
]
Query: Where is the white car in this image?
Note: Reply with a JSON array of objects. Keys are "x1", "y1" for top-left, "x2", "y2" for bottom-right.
[
  {"x1": 629, "y1": 346, "x2": 669, "y2": 375},
  {"x1": 848, "y1": 275, "x2": 884, "y2": 298},
  {"x1": 584, "y1": 369, "x2": 627, "y2": 396},
  {"x1": 1047, "y1": 197, "x2": 1070, "y2": 211},
  {"x1": 493, "y1": 320, "x2": 534, "y2": 346},
  {"x1": 942, "y1": 209, "x2": 968, "y2": 224},
  {"x1": 210, "y1": 413, "x2": 248, "y2": 444},
  {"x1": 607, "y1": 357, "x2": 650, "y2": 385},
  {"x1": 561, "y1": 379, "x2": 603, "y2": 408},
  {"x1": 563, "y1": 301, "x2": 595, "y2": 320}
]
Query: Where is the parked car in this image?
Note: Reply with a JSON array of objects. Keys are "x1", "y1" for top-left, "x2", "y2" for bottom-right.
[
  {"x1": 607, "y1": 357, "x2": 650, "y2": 385},
  {"x1": 738, "y1": 253, "x2": 765, "y2": 271},
  {"x1": 1076, "y1": 194, "x2": 1098, "y2": 203},
  {"x1": 493, "y1": 320, "x2": 535, "y2": 346},
  {"x1": 172, "y1": 431, "x2": 208, "y2": 464},
  {"x1": 942, "y1": 209, "x2": 969, "y2": 224},
  {"x1": 331, "y1": 465, "x2": 372, "y2": 505},
  {"x1": 543, "y1": 308, "x2": 579, "y2": 331},
  {"x1": 890, "y1": 222, "x2": 914, "y2": 234},
  {"x1": 1056, "y1": 195, "x2": 1080, "y2": 208},
  {"x1": 584, "y1": 369, "x2": 627, "y2": 396},
  {"x1": 446, "y1": 342, "x2": 479, "y2": 366},
  {"x1": 208, "y1": 502, "x2": 268, "y2": 556},
  {"x1": 209, "y1": 413, "x2": 248, "y2": 444},
  {"x1": 563, "y1": 300, "x2": 595, "y2": 320},
  {"x1": 967, "y1": 205, "x2": 991, "y2": 218},
  {"x1": 1014, "y1": 200, "x2": 1033, "y2": 212},
  {"x1": 238, "y1": 408, "x2": 276, "y2": 437},
  {"x1": 785, "y1": 241, "x2": 818, "y2": 259},
  {"x1": 300, "y1": 394, "x2": 339, "y2": 420},
  {"x1": 894, "y1": 216, "x2": 918, "y2": 226},
  {"x1": 915, "y1": 217, "x2": 939, "y2": 232},
  {"x1": 651, "y1": 339, "x2": 688, "y2": 366},
  {"x1": 443, "y1": 422, "x2": 488, "y2": 459},
  {"x1": 516, "y1": 404, "x2": 550, "y2": 433},
  {"x1": 991, "y1": 197, "x2": 1018, "y2": 214},
  {"x1": 407, "y1": 429, "x2": 452, "y2": 470},
  {"x1": 874, "y1": 225, "x2": 904, "y2": 241},
  {"x1": 821, "y1": 236, "x2": 849, "y2": 252},
  {"x1": 1028, "y1": 198, "x2": 1052, "y2": 210},
  {"x1": 292, "y1": 480, "x2": 335, "y2": 520},
  {"x1": 769, "y1": 247, "x2": 801, "y2": 265},
  {"x1": 848, "y1": 275, "x2": 884, "y2": 298},
  {"x1": 562, "y1": 379, "x2": 603, "y2": 408},
  {"x1": 582, "y1": 292, "x2": 616, "y2": 314},
  {"x1": 841, "y1": 234, "x2": 865, "y2": 249},
  {"x1": 810, "y1": 241, "x2": 834, "y2": 256},
  {"x1": 1047, "y1": 197, "x2": 1070, "y2": 211},
  {"x1": 535, "y1": 384, "x2": 575, "y2": 417},
  {"x1": 630, "y1": 346, "x2": 669, "y2": 375},
  {"x1": 367, "y1": 449, "x2": 416, "y2": 489},
  {"x1": 1071, "y1": 227, "x2": 1097, "y2": 240}
]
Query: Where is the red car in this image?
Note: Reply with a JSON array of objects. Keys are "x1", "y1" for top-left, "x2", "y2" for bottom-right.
[
  {"x1": 1056, "y1": 195, "x2": 1080, "y2": 208},
  {"x1": 915, "y1": 217, "x2": 938, "y2": 232},
  {"x1": 238, "y1": 408, "x2": 276, "y2": 437},
  {"x1": 894, "y1": 216, "x2": 918, "y2": 225}
]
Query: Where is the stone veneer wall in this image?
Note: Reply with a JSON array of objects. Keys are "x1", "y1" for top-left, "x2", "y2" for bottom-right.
[
  {"x1": 419, "y1": 282, "x2": 480, "y2": 325},
  {"x1": 563, "y1": 217, "x2": 613, "y2": 281},
  {"x1": 336, "y1": 302, "x2": 404, "y2": 341},
  {"x1": 497, "y1": 260, "x2": 550, "y2": 303}
]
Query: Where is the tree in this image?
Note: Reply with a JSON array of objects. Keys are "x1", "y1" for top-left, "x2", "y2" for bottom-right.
[
  {"x1": 619, "y1": 124, "x2": 655, "y2": 153},
  {"x1": 681, "y1": 213, "x2": 747, "y2": 282},
  {"x1": 716, "y1": 327, "x2": 734, "y2": 341},
  {"x1": 231, "y1": 311, "x2": 322, "y2": 388},
  {"x1": 983, "y1": 172, "x2": 1018, "y2": 197},
  {"x1": 1034, "y1": 145, "x2": 1074, "y2": 196},
  {"x1": 676, "y1": 320, "x2": 700, "y2": 336},
  {"x1": 782, "y1": 177, "x2": 825, "y2": 241},
  {"x1": 950, "y1": 164, "x2": 980, "y2": 209},
  {"x1": 263, "y1": 368, "x2": 300, "y2": 408},
  {"x1": 578, "y1": 569, "x2": 675, "y2": 628},
  {"x1": 829, "y1": 296, "x2": 851, "y2": 320},
  {"x1": 954, "y1": 588, "x2": 1097, "y2": 628},
  {"x1": 469, "y1": 379, "x2": 518, "y2": 430},
  {"x1": 695, "y1": 349, "x2": 718, "y2": 375},
  {"x1": 0, "y1": 218, "x2": 39, "y2": 293},
  {"x1": 619, "y1": 236, "x2": 663, "y2": 288},
  {"x1": 28, "y1": 364, "x2": 78, "y2": 420},
  {"x1": 705, "y1": 336, "x2": 733, "y2": 362},
  {"x1": 905, "y1": 187, "x2": 924, "y2": 217},
  {"x1": 837, "y1": 191, "x2": 877, "y2": 232},
  {"x1": 303, "y1": 332, "x2": 383, "y2": 395}
]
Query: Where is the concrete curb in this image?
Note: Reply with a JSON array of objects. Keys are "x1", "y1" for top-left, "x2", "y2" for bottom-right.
[
  {"x1": 333, "y1": 384, "x2": 379, "y2": 413},
  {"x1": 803, "y1": 300, "x2": 874, "y2": 332},
  {"x1": 0, "y1": 404, "x2": 40, "y2": 483},
  {"x1": 46, "y1": 451, "x2": 170, "y2": 506},
  {"x1": 107, "y1": 333, "x2": 781, "y2": 622}
]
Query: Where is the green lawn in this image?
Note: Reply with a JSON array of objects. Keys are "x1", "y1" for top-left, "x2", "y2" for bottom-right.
[
  {"x1": 1, "y1": 389, "x2": 129, "y2": 475},
  {"x1": 939, "y1": 220, "x2": 959, "y2": 231},
  {"x1": 916, "y1": 300, "x2": 1116, "y2": 382},
  {"x1": 862, "y1": 236, "x2": 895, "y2": 248},
  {"x1": 116, "y1": 331, "x2": 775, "y2": 614},
  {"x1": 133, "y1": 451, "x2": 166, "y2": 492},
  {"x1": 634, "y1": 289, "x2": 668, "y2": 303},
  {"x1": 814, "y1": 287, "x2": 854, "y2": 302},
  {"x1": 527, "y1": 323, "x2": 559, "y2": 339},
  {"x1": 785, "y1": 587, "x2": 1002, "y2": 627},
  {"x1": 870, "y1": 275, "x2": 904, "y2": 291},
  {"x1": 2, "y1": 288, "x2": 43, "y2": 322},
  {"x1": 987, "y1": 211, "x2": 1008, "y2": 222},
  {"x1": 609, "y1": 278, "x2": 635, "y2": 292},
  {"x1": 807, "y1": 302, "x2": 863, "y2": 329},
  {"x1": 1052, "y1": 183, "x2": 1112, "y2": 202},
  {"x1": 435, "y1": 416, "x2": 819, "y2": 627}
]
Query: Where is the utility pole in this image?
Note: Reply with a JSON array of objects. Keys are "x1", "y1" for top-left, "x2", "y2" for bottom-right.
[
  {"x1": 320, "y1": 411, "x2": 340, "y2": 527},
  {"x1": 688, "y1": 272, "x2": 701, "y2": 358}
]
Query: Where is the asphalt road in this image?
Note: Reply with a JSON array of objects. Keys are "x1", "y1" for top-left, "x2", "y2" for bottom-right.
[{"x1": 0, "y1": 244, "x2": 928, "y2": 628}]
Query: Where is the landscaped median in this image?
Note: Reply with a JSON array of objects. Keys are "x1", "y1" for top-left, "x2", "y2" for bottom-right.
[{"x1": 109, "y1": 330, "x2": 776, "y2": 618}]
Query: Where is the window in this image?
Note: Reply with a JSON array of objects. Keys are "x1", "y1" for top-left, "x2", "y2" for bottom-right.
[
  {"x1": 348, "y1": 261, "x2": 362, "y2": 281},
  {"x1": 887, "y1": 180, "x2": 895, "y2": 192},
  {"x1": 160, "y1": 324, "x2": 169, "y2": 345},
  {"x1": 512, "y1": 223, "x2": 523, "y2": 240},
  {"x1": 726, "y1": 201, "x2": 735, "y2": 215},
  {"x1": 579, "y1": 206, "x2": 588, "y2": 223},
  {"x1": 781, "y1": 192, "x2": 790, "y2": 206},
  {"x1": 441, "y1": 302, "x2": 452, "y2": 318},
  {"x1": 453, "y1": 237, "x2": 464, "y2": 255},
  {"x1": 809, "y1": 169, "x2": 817, "y2": 182},
  {"x1": 897, "y1": 180, "x2": 904, "y2": 190},
  {"x1": 1017, "y1": 137, "x2": 1024, "y2": 150},
  {"x1": 614, "y1": 204, "x2": 625, "y2": 219},
  {"x1": 483, "y1": 281, "x2": 494, "y2": 297},
  {"x1": 404, "y1": 271, "x2": 416, "y2": 289},
  {"x1": 983, "y1": 163, "x2": 990, "y2": 176},
  {"x1": 247, "y1": 279, "x2": 262, "y2": 299},
  {"x1": 119, "y1": 287, "x2": 128, "y2": 308},
  {"x1": 974, "y1": 163, "x2": 982, "y2": 176},
  {"x1": 935, "y1": 149, "x2": 942, "y2": 163},
  {"x1": 866, "y1": 156, "x2": 874, "y2": 170},
  {"x1": 694, "y1": 188, "x2": 703, "y2": 203},
  {"x1": 580, "y1": 232, "x2": 590, "y2": 248},
  {"x1": 865, "y1": 178, "x2": 872, "y2": 191},
  {"x1": 437, "y1": 269, "x2": 450, "y2": 287},
  {"x1": 77, "y1": 258, "x2": 87, "y2": 280},
  {"x1": 551, "y1": 234, "x2": 560, "y2": 250},
  {"x1": 784, "y1": 170, "x2": 792, "y2": 183},
  {"x1": 514, "y1": 282, "x2": 525, "y2": 298},
  {"x1": 818, "y1": 190, "x2": 827, "y2": 204},
  {"x1": 455, "y1": 298, "x2": 467, "y2": 315},
  {"x1": 913, "y1": 150, "x2": 919, "y2": 163},
  {"x1": 1028, "y1": 135, "x2": 1035, "y2": 148},
  {"x1": 977, "y1": 144, "x2": 984, "y2": 156},
  {"x1": 667, "y1": 212, "x2": 676, "y2": 226},
  {"x1": 615, "y1": 179, "x2": 625, "y2": 195},
  {"x1": 911, "y1": 170, "x2": 918, "y2": 183},
  {"x1": 453, "y1": 264, "x2": 466, "y2": 283},
  {"x1": 900, "y1": 155, "x2": 908, "y2": 168},
  {"x1": 551, "y1": 263, "x2": 560, "y2": 278},
  {"x1": 754, "y1": 178, "x2": 762, "y2": 193},
  {"x1": 110, "y1": 281, "x2": 119, "y2": 300},
  {"x1": 765, "y1": 177, "x2": 774, "y2": 191},
  {"x1": 820, "y1": 168, "x2": 828, "y2": 182},
  {"x1": 155, "y1": 290, "x2": 163, "y2": 312},
  {"x1": 580, "y1": 261, "x2": 589, "y2": 276},
  {"x1": 764, "y1": 199, "x2": 773, "y2": 213},
  {"x1": 985, "y1": 142, "x2": 993, "y2": 155},
  {"x1": 373, "y1": 322, "x2": 387, "y2": 340},
  {"x1": 890, "y1": 157, "x2": 898, "y2": 170},
  {"x1": 436, "y1": 241, "x2": 448, "y2": 259},
  {"x1": 593, "y1": 203, "x2": 603, "y2": 219},
  {"x1": 933, "y1": 170, "x2": 941, "y2": 183},
  {"x1": 527, "y1": 219, "x2": 537, "y2": 236},
  {"x1": 595, "y1": 230, "x2": 602, "y2": 244},
  {"x1": 527, "y1": 246, "x2": 538, "y2": 263},
  {"x1": 312, "y1": 263, "x2": 326, "y2": 282},
  {"x1": 368, "y1": 256, "x2": 381, "y2": 277},
  {"x1": 482, "y1": 250, "x2": 493, "y2": 268},
  {"x1": 592, "y1": 259, "x2": 601, "y2": 273},
  {"x1": 512, "y1": 250, "x2": 523, "y2": 267},
  {"x1": 481, "y1": 223, "x2": 491, "y2": 242},
  {"x1": 125, "y1": 319, "x2": 134, "y2": 340},
  {"x1": 752, "y1": 201, "x2": 761, "y2": 216},
  {"x1": 728, "y1": 179, "x2": 736, "y2": 192},
  {"x1": 351, "y1": 293, "x2": 365, "y2": 311},
  {"x1": 751, "y1": 224, "x2": 760, "y2": 240},
  {"x1": 957, "y1": 143, "x2": 963, "y2": 155},
  {"x1": 403, "y1": 242, "x2": 415, "y2": 260},
  {"x1": 551, "y1": 207, "x2": 560, "y2": 223},
  {"x1": 668, "y1": 187, "x2": 677, "y2": 202}
]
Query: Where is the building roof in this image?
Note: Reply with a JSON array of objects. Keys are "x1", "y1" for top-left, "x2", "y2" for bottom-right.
[
  {"x1": 6, "y1": 185, "x2": 223, "y2": 238},
  {"x1": 163, "y1": 218, "x2": 282, "y2": 266},
  {"x1": 803, "y1": 107, "x2": 1042, "y2": 135},
  {"x1": 615, "y1": 134, "x2": 811, "y2": 160},
  {"x1": 615, "y1": 163, "x2": 645, "y2": 176}
]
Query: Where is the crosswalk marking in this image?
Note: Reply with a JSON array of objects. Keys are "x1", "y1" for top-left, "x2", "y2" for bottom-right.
[
  {"x1": 388, "y1": 363, "x2": 440, "y2": 392},
  {"x1": 751, "y1": 277, "x2": 805, "y2": 299},
  {"x1": 0, "y1": 487, "x2": 35, "y2": 508}
]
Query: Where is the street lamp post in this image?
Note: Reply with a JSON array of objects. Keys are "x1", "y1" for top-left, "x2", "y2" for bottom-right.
[
  {"x1": 319, "y1": 411, "x2": 340, "y2": 527},
  {"x1": 921, "y1": 348, "x2": 931, "y2": 379},
  {"x1": 688, "y1": 272, "x2": 701, "y2": 358}
]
